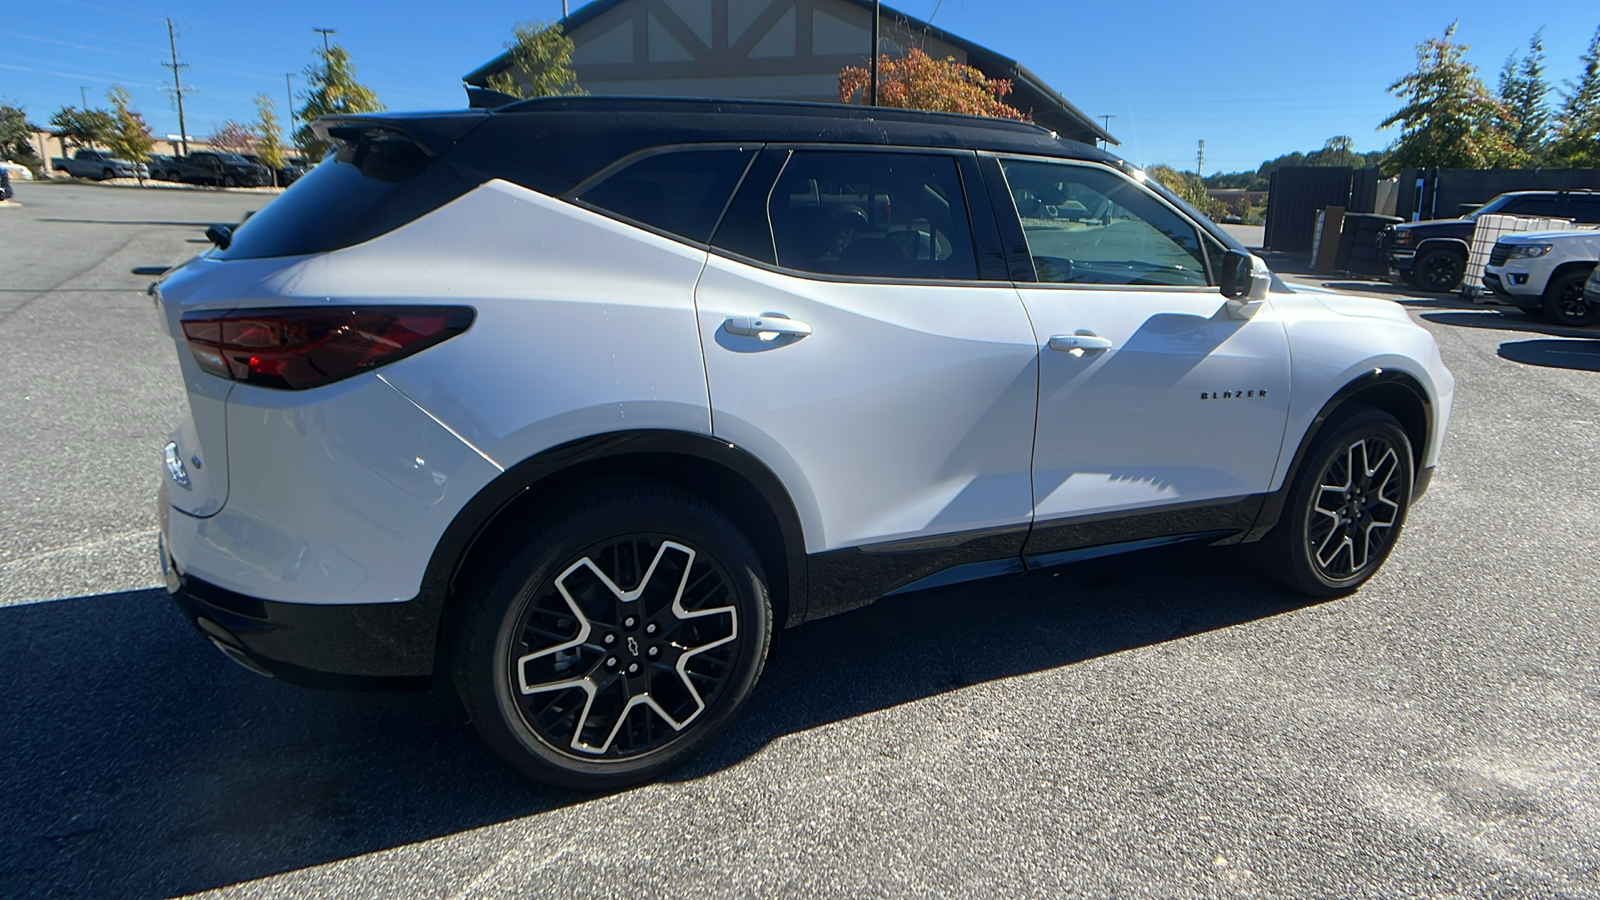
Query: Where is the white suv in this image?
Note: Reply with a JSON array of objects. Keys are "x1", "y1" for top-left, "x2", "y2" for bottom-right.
[
  {"x1": 1482, "y1": 230, "x2": 1600, "y2": 325},
  {"x1": 155, "y1": 98, "x2": 1454, "y2": 789}
]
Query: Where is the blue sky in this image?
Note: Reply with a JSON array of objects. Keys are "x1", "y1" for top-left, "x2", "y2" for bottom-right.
[{"x1": 3, "y1": 0, "x2": 1597, "y2": 173}]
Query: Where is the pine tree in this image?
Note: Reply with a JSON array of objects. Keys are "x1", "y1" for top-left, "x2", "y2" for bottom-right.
[
  {"x1": 105, "y1": 87, "x2": 155, "y2": 164},
  {"x1": 486, "y1": 21, "x2": 584, "y2": 99},
  {"x1": 253, "y1": 94, "x2": 286, "y2": 178},
  {"x1": 1496, "y1": 30, "x2": 1551, "y2": 162},
  {"x1": 294, "y1": 45, "x2": 384, "y2": 159},
  {"x1": 1550, "y1": 26, "x2": 1600, "y2": 168},
  {"x1": 1380, "y1": 22, "x2": 1517, "y2": 172}
]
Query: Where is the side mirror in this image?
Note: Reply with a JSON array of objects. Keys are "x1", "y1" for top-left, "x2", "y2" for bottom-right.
[
  {"x1": 1220, "y1": 249, "x2": 1271, "y2": 319},
  {"x1": 205, "y1": 224, "x2": 233, "y2": 250}
]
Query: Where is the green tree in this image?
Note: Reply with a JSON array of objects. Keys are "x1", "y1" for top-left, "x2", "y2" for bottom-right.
[
  {"x1": 1379, "y1": 22, "x2": 1517, "y2": 173},
  {"x1": 104, "y1": 87, "x2": 155, "y2": 164},
  {"x1": 1145, "y1": 164, "x2": 1225, "y2": 219},
  {"x1": 1496, "y1": 30, "x2": 1551, "y2": 162},
  {"x1": 48, "y1": 105, "x2": 115, "y2": 152},
  {"x1": 840, "y1": 48, "x2": 1026, "y2": 119},
  {"x1": 485, "y1": 20, "x2": 584, "y2": 99},
  {"x1": 253, "y1": 94, "x2": 286, "y2": 178},
  {"x1": 0, "y1": 102, "x2": 45, "y2": 173},
  {"x1": 294, "y1": 44, "x2": 384, "y2": 159},
  {"x1": 1549, "y1": 26, "x2": 1600, "y2": 168}
]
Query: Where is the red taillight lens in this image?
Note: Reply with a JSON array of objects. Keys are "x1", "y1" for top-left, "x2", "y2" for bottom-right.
[{"x1": 180, "y1": 306, "x2": 474, "y2": 390}]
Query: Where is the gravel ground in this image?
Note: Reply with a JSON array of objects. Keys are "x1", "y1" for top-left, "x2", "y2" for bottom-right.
[{"x1": 1, "y1": 182, "x2": 1596, "y2": 899}]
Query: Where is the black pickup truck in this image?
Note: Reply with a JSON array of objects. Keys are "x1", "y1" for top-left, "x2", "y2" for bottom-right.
[
  {"x1": 1379, "y1": 190, "x2": 1600, "y2": 292},
  {"x1": 176, "y1": 151, "x2": 273, "y2": 187}
]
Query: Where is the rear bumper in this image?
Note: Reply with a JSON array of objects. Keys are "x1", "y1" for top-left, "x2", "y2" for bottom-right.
[{"x1": 166, "y1": 565, "x2": 439, "y2": 690}]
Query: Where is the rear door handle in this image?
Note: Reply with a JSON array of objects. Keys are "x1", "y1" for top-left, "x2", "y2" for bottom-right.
[
  {"x1": 724, "y1": 314, "x2": 813, "y2": 339},
  {"x1": 1047, "y1": 332, "x2": 1114, "y2": 353}
]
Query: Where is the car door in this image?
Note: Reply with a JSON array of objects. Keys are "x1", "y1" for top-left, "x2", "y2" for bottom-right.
[
  {"x1": 695, "y1": 148, "x2": 1040, "y2": 560},
  {"x1": 989, "y1": 156, "x2": 1292, "y2": 549}
]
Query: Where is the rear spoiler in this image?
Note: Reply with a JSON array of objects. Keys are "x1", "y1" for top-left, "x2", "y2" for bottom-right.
[{"x1": 312, "y1": 112, "x2": 489, "y2": 158}]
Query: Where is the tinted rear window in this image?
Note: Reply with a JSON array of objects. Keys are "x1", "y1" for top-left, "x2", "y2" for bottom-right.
[
  {"x1": 574, "y1": 148, "x2": 755, "y2": 244},
  {"x1": 217, "y1": 138, "x2": 479, "y2": 260}
]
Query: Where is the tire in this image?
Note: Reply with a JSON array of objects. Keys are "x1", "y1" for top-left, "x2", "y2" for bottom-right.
[
  {"x1": 223, "y1": 175, "x2": 237, "y2": 188},
  {"x1": 1254, "y1": 407, "x2": 1414, "y2": 598},
  {"x1": 1541, "y1": 270, "x2": 1600, "y2": 326},
  {"x1": 101, "y1": 168, "x2": 114, "y2": 181},
  {"x1": 1412, "y1": 247, "x2": 1465, "y2": 293},
  {"x1": 453, "y1": 484, "x2": 772, "y2": 790}
]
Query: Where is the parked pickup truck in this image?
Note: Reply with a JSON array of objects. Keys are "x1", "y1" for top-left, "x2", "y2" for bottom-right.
[
  {"x1": 1379, "y1": 189, "x2": 1600, "y2": 293},
  {"x1": 1482, "y1": 230, "x2": 1600, "y2": 325},
  {"x1": 51, "y1": 149, "x2": 148, "y2": 181},
  {"x1": 176, "y1": 151, "x2": 272, "y2": 187}
]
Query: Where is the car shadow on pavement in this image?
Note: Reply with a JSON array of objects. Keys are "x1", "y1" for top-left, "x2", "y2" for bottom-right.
[
  {"x1": 1497, "y1": 338, "x2": 1600, "y2": 371},
  {"x1": 1420, "y1": 309, "x2": 1600, "y2": 340},
  {"x1": 0, "y1": 545, "x2": 1315, "y2": 898}
]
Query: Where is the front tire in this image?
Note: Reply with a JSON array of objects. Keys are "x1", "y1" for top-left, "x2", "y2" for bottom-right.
[
  {"x1": 453, "y1": 485, "x2": 772, "y2": 790},
  {"x1": 1413, "y1": 247, "x2": 1465, "y2": 293},
  {"x1": 1255, "y1": 407, "x2": 1414, "y2": 597},
  {"x1": 1542, "y1": 270, "x2": 1600, "y2": 326}
]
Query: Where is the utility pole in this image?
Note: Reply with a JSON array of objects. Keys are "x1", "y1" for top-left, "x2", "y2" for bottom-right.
[
  {"x1": 562, "y1": 1, "x2": 569, "y2": 16},
  {"x1": 869, "y1": 0, "x2": 881, "y2": 106},
  {"x1": 79, "y1": 86, "x2": 89, "y2": 109},
  {"x1": 285, "y1": 73, "x2": 295, "y2": 144},
  {"x1": 314, "y1": 27, "x2": 337, "y2": 54},
  {"x1": 1197, "y1": 139, "x2": 1205, "y2": 175},
  {"x1": 162, "y1": 18, "x2": 191, "y2": 155},
  {"x1": 1099, "y1": 114, "x2": 1115, "y2": 149}
]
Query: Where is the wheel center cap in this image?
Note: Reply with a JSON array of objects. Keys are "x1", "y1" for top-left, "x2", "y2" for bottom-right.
[{"x1": 627, "y1": 635, "x2": 639, "y2": 656}]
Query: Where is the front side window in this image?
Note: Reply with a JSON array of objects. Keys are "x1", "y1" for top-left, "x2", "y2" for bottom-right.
[
  {"x1": 768, "y1": 151, "x2": 977, "y2": 280},
  {"x1": 575, "y1": 148, "x2": 755, "y2": 244},
  {"x1": 1000, "y1": 159, "x2": 1209, "y2": 287}
]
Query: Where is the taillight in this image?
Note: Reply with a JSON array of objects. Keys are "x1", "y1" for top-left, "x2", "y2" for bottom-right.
[{"x1": 180, "y1": 306, "x2": 474, "y2": 390}]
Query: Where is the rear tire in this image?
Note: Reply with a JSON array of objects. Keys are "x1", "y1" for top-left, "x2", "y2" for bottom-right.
[
  {"x1": 1253, "y1": 407, "x2": 1414, "y2": 597},
  {"x1": 1541, "y1": 270, "x2": 1600, "y2": 326},
  {"x1": 452, "y1": 484, "x2": 772, "y2": 790}
]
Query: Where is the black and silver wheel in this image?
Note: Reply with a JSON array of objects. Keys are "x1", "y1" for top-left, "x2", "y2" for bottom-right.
[
  {"x1": 1256, "y1": 407, "x2": 1414, "y2": 597},
  {"x1": 1541, "y1": 270, "x2": 1600, "y2": 326},
  {"x1": 1412, "y1": 247, "x2": 1465, "y2": 293},
  {"x1": 454, "y1": 485, "x2": 771, "y2": 790}
]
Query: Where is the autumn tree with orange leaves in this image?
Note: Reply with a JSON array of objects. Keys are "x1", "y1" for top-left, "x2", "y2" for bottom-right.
[{"x1": 839, "y1": 48, "x2": 1026, "y2": 120}]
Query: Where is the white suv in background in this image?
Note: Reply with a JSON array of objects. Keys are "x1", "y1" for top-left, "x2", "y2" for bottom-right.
[
  {"x1": 1483, "y1": 230, "x2": 1600, "y2": 325},
  {"x1": 154, "y1": 98, "x2": 1454, "y2": 789}
]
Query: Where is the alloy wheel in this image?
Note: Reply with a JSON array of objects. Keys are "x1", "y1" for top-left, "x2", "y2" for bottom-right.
[
  {"x1": 1552, "y1": 280, "x2": 1595, "y2": 324},
  {"x1": 508, "y1": 534, "x2": 741, "y2": 760},
  {"x1": 1308, "y1": 435, "x2": 1404, "y2": 580}
]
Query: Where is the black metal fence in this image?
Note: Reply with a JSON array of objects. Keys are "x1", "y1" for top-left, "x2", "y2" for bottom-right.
[
  {"x1": 1395, "y1": 168, "x2": 1600, "y2": 222},
  {"x1": 1263, "y1": 167, "x2": 1353, "y2": 252}
]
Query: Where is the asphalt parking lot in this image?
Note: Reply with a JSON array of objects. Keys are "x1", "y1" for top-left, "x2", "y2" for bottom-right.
[{"x1": 2, "y1": 182, "x2": 1598, "y2": 899}]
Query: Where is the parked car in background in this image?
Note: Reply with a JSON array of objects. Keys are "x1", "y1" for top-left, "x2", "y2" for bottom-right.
[
  {"x1": 50, "y1": 149, "x2": 148, "y2": 181},
  {"x1": 242, "y1": 153, "x2": 305, "y2": 187},
  {"x1": 0, "y1": 166, "x2": 12, "y2": 202},
  {"x1": 1585, "y1": 263, "x2": 1600, "y2": 313},
  {"x1": 1482, "y1": 230, "x2": 1600, "y2": 325},
  {"x1": 177, "y1": 151, "x2": 272, "y2": 187},
  {"x1": 1379, "y1": 190, "x2": 1600, "y2": 293},
  {"x1": 153, "y1": 97, "x2": 1454, "y2": 791},
  {"x1": 147, "y1": 154, "x2": 183, "y2": 182}
]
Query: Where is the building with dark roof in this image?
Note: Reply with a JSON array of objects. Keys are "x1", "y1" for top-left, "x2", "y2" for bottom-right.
[{"x1": 464, "y1": 0, "x2": 1115, "y2": 146}]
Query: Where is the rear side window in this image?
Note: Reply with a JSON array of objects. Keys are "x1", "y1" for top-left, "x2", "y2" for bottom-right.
[
  {"x1": 574, "y1": 148, "x2": 755, "y2": 244},
  {"x1": 1569, "y1": 196, "x2": 1600, "y2": 224},
  {"x1": 1500, "y1": 197, "x2": 1566, "y2": 219},
  {"x1": 218, "y1": 135, "x2": 475, "y2": 260},
  {"x1": 768, "y1": 151, "x2": 978, "y2": 280}
]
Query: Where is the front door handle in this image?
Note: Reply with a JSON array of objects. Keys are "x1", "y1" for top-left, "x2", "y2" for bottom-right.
[
  {"x1": 724, "y1": 314, "x2": 813, "y2": 339},
  {"x1": 1048, "y1": 331, "x2": 1114, "y2": 353}
]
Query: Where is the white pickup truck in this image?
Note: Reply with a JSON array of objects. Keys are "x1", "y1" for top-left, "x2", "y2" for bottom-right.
[{"x1": 1482, "y1": 230, "x2": 1600, "y2": 325}]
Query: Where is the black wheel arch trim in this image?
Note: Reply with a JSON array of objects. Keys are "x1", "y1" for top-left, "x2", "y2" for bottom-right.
[
  {"x1": 1240, "y1": 368, "x2": 1434, "y2": 543},
  {"x1": 1414, "y1": 238, "x2": 1470, "y2": 257},
  {"x1": 420, "y1": 430, "x2": 810, "y2": 671}
]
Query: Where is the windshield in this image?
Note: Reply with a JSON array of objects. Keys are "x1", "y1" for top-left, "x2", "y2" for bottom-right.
[{"x1": 1465, "y1": 196, "x2": 1512, "y2": 220}]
